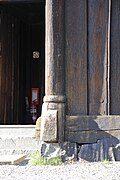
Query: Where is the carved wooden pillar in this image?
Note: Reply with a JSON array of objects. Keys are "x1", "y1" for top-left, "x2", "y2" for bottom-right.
[{"x1": 40, "y1": 0, "x2": 65, "y2": 142}]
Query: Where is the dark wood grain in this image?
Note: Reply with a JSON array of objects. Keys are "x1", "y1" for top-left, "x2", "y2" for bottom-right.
[
  {"x1": 65, "y1": 0, "x2": 87, "y2": 115},
  {"x1": 0, "y1": 54, "x2": 1, "y2": 123},
  {"x1": 0, "y1": 12, "x2": 21, "y2": 124},
  {"x1": 88, "y1": 0, "x2": 109, "y2": 115},
  {"x1": 46, "y1": 0, "x2": 65, "y2": 95},
  {"x1": 66, "y1": 115, "x2": 120, "y2": 131},
  {"x1": 110, "y1": 0, "x2": 120, "y2": 115},
  {"x1": 65, "y1": 129, "x2": 120, "y2": 144}
]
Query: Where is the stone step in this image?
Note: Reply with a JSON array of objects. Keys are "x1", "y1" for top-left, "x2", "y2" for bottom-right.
[
  {"x1": 0, "y1": 154, "x2": 27, "y2": 165},
  {"x1": 0, "y1": 137, "x2": 40, "y2": 156},
  {"x1": 0, "y1": 137, "x2": 39, "y2": 149},
  {"x1": 0, "y1": 125, "x2": 40, "y2": 156},
  {"x1": 0, "y1": 125, "x2": 36, "y2": 138},
  {"x1": 0, "y1": 138, "x2": 40, "y2": 156},
  {"x1": 0, "y1": 149, "x2": 40, "y2": 156}
]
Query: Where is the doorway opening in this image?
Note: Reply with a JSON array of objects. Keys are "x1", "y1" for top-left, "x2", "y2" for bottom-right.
[{"x1": 0, "y1": 1, "x2": 45, "y2": 124}]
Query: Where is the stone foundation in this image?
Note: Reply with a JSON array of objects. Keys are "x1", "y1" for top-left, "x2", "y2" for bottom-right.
[{"x1": 40, "y1": 138, "x2": 120, "y2": 162}]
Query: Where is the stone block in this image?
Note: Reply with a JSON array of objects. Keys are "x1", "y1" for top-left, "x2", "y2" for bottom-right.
[
  {"x1": 41, "y1": 141, "x2": 78, "y2": 162},
  {"x1": 41, "y1": 142, "x2": 60, "y2": 158},
  {"x1": 78, "y1": 138, "x2": 119, "y2": 162},
  {"x1": 98, "y1": 138, "x2": 119, "y2": 161},
  {"x1": 60, "y1": 142, "x2": 78, "y2": 161},
  {"x1": 113, "y1": 143, "x2": 120, "y2": 161},
  {"x1": 40, "y1": 110, "x2": 58, "y2": 142},
  {"x1": 78, "y1": 143, "x2": 99, "y2": 162}
]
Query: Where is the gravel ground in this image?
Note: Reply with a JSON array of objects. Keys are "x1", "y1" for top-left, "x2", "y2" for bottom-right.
[{"x1": 0, "y1": 160, "x2": 120, "y2": 180}]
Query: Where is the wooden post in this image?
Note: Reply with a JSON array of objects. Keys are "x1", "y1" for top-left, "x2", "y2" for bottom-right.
[
  {"x1": 107, "y1": 0, "x2": 111, "y2": 115},
  {"x1": 40, "y1": 0, "x2": 65, "y2": 143}
]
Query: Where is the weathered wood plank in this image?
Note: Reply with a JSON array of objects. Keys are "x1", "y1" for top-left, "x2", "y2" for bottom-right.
[
  {"x1": 65, "y1": 0, "x2": 87, "y2": 115},
  {"x1": 6, "y1": 14, "x2": 12, "y2": 124},
  {"x1": 1, "y1": 11, "x2": 6, "y2": 124},
  {"x1": 0, "y1": 11, "x2": 2, "y2": 123},
  {"x1": 88, "y1": 0, "x2": 109, "y2": 115},
  {"x1": 45, "y1": 0, "x2": 65, "y2": 142},
  {"x1": 0, "y1": 55, "x2": 1, "y2": 123},
  {"x1": 3, "y1": 12, "x2": 7, "y2": 124},
  {"x1": 19, "y1": 21, "x2": 25, "y2": 124},
  {"x1": 46, "y1": 0, "x2": 65, "y2": 95},
  {"x1": 11, "y1": 16, "x2": 14, "y2": 124},
  {"x1": 110, "y1": 0, "x2": 120, "y2": 115},
  {"x1": 0, "y1": 11, "x2": 21, "y2": 124},
  {"x1": 14, "y1": 17, "x2": 19, "y2": 124},
  {"x1": 65, "y1": 129, "x2": 120, "y2": 144},
  {"x1": 66, "y1": 115, "x2": 120, "y2": 131},
  {"x1": 12, "y1": 16, "x2": 16, "y2": 124}
]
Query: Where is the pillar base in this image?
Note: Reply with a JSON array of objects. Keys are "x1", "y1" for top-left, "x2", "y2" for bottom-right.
[{"x1": 40, "y1": 95, "x2": 66, "y2": 143}]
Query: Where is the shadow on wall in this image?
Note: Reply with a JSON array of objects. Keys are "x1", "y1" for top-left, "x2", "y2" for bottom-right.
[{"x1": 66, "y1": 115, "x2": 120, "y2": 162}]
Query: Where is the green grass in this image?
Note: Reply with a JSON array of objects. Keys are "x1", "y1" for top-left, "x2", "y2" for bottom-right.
[
  {"x1": 101, "y1": 159, "x2": 110, "y2": 165},
  {"x1": 29, "y1": 151, "x2": 63, "y2": 166}
]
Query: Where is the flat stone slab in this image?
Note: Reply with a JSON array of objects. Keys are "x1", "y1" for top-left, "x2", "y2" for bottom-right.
[
  {"x1": 0, "y1": 154, "x2": 27, "y2": 164},
  {"x1": 0, "y1": 125, "x2": 35, "y2": 138}
]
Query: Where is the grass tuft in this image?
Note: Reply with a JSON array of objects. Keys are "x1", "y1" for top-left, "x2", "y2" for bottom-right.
[
  {"x1": 29, "y1": 151, "x2": 63, "y2": 166},
  {"x1": 101, "y1": 159, "x2": 110, "y2": 165}
]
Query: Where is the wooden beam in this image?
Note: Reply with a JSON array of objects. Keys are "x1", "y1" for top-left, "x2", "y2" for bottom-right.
[
  {"x1": 66, "y1": 115, "x2": 120, "y2": 131},
  {"x1": 41, "y1": 0, "x2": 66, "y2": 143},
  {"x1": 45, "y1": 0, "x2": 65, "y2": 95},
  {"x1": 66, "y1": 115, "x2": 120, "y2": 144},
  {"x1": 66, "y1": 129, "x2": 120, "y2": 144}
]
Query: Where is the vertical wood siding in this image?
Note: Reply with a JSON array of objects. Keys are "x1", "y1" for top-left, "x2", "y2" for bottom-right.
[
  {"x1": 110, "y1": 0, "x2": 120, "y2": 114},
  {"x1": 0, "y1": 12, "x2": 2, "y2": 123},
  {"x1": 65, "y1": 0, "x2": 120, "y2": 116},
  {"x1": 1, "y1": 0, "x2": 120, "y2": 124},
  {"x1": 0, "y1": 9, "x2": 44, "y2": 124},
  {"x1": 65, "y1": 0, "x2": 87, "y2": 115},
  {"x1": 88, "y1": 0, "x2": 108, "y2": 115},
  {"x1": 0, "y1": 11, "x2": 22, "y2": 124}
]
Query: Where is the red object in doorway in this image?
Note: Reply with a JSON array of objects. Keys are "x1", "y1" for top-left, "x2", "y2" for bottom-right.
[{"x1": 31, "y1": 88, "x2": 39, "y2": 105}]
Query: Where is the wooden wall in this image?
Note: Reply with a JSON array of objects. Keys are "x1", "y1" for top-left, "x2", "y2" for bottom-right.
[
  {"x1": 65, "y1": 0, "x2": 120, "y2": 116},
  {"x1": 0, "y1": 11, "x2": 26, "y2": 124},
  {"x1": 65, "y1": 0, "x2": 120, "y2": 143},
  {"x1": 110, "y1": 0, "x2": 120, "y2": 114},
  {"x1": 0, "y1": 11, "x2": 21, "y2": 124},
  {"x1": 65, "y1": 0, "x2": 87, "y2": 115},
  {"x1": 0, "y1": 7, "x2": 45, "y2": 124}
]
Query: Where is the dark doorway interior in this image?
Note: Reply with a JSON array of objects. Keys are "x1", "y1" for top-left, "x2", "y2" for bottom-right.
[{"x1": 0, "y1": 1, "x2": 45, "y2": 124}]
